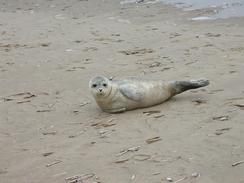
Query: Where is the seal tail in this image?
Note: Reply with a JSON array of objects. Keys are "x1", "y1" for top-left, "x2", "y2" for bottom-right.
[{"x1": 170, "y1": 79, "x2": 209, "y2": 95}]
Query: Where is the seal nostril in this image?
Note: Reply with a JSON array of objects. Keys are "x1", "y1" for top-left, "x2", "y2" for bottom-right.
[{"x1": 99, "y1": 89, "x2": 103, "y2": 92}]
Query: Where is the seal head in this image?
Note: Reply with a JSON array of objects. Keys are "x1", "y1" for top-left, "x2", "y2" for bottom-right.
[{"x1": 89, "y1": 76, "x2": 112, "y2": 99}]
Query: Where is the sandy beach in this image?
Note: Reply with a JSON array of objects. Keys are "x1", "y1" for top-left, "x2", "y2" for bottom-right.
[{"x1": 0, "y1": 0, "x2": 244, "y2": 183}]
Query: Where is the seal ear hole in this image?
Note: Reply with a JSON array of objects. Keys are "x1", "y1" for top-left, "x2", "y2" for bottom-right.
[
  {"x1": 103, "y1": 83, "x2": 107, "y2": 87},
  {"x1": 92, "y1": 84, "x2": 97, "y2": 88}
]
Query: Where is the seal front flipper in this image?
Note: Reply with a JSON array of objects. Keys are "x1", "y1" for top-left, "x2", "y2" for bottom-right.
[
  {"x1": 119, "y1": 84, "x2": 144, "y2": 101},
  {"x1": 104, "y1": 107, "x2": 126, "y2": 113}
]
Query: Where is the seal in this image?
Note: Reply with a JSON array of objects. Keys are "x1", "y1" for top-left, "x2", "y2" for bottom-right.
[{"x1": 89, "y1": 76, "x2": 209, "y2": 113}]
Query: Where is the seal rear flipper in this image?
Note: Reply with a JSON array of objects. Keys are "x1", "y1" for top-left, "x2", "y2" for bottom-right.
[{"x1": 170, "y1": 79, "x2": 209, "y2": 95}]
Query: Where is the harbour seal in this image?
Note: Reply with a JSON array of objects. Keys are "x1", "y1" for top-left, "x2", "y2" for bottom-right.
[{"x1": 89, "y1": 76, "x2": 209, "y2": 113}]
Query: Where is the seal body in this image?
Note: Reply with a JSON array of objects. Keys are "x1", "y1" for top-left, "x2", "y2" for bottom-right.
[{"x1": 89, "y1": 76, "x2": 209, "y2": 113}]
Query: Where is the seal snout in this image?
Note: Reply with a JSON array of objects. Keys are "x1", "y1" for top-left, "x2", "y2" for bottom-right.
[{"x1": 96, "y1": 88, "x2": 105, "y2": 96}]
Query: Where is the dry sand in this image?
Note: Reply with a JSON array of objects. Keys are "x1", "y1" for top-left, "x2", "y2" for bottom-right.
[{"x1": 0, "y1": 0, "x2": 244, "y2": 183}]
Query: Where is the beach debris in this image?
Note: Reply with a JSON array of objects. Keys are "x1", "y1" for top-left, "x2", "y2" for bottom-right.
[
  {"x1": 83, "y1": 47, "x2": 98, "y2": 52},
  {"x1": 37, "y1": 92, "x2": 49, "y2": 96},
  {"x1": 39, "y1": 43, "x2": 51, "y2": 47},
  {"x1": 17, "y1": 100, "x2": 31, "y2": 104},
  {"x1": 2, "y1": 92, "x2": 36, "y2": 102},
  {"x1": 143, "y1": 110, "x2": 161, "y2": 115},
  {"x1": 114, "y1": 158, "x2": 129, "y2": 164},
  {"x1": 99, "y1": 129, "x2": 113, "y2": 138},
  {"x1": 208, "y1": 89, "x2": 224, "y2": 94},
  {"x1": 74, "y1": 40, "x2": 83, "y2": 43},
  {"x1": 36, "y1": 109, "x2": 52, "y2": 112},
  {"x1": 226, "y1": 97, "x2": 244, "y2": 101},
  {"x1": 192, "y1": 98, "x2": 207, "y2": 105},
  {"x1": 174, "y1": 177, "x2": 187, "y2": 183},
  {"x1": 215, "y1": 127, "x2": 232, "y2": 135},
  {"x1": 120, "y1": 0, "x2": 144, "y2": 5},
  {"x1": 152, "y1": 172, "x2": 161, "y2": 175},
  {"x1": 91, "y1": 118, "x2": 116, "y2": 128},
  {"x1": 133, "y1": 154, "x2": 151, "y2": 161},
  {"x1": 0, "y1": 68, "x2": 7, "y2": 72},
  {"x1": 55, "y1": 14, "x2": 66, "y2": 20},
  {"x1": 154, "y1": 114, "x2": 165, "y2": 118},
  {"x1": 204, "y1": 43, "x2": 214, "y2": 47},
  {"x1": 42, "y1": 152, "x2": 54, "y2": 157},
  {"x1": 94, "y1": 37, "x2": 121, "y2": 43},
  {"x1": 52, "y1": 172, "x2": 67, "y2": 178},
  {"x1": 68, "y1": 135, "x2": 76, "y2": 138},
  {"x1": 161, "y1": 67, "x2": 173, "y2": 71},
  {"x1": 119, "y1": 48, "x2": 153, "y2": 55},
  {"x1": 2, "y1": 92, "x2": 47, "y2": 106},
  {"x1": 99, "y1": 130, "x2": 107, "y2": 137},
  {"x1": 234, "y1": 104, "x2": 244, "y2": 109},
  {"x1": 116, "y1": 146, "x2": 141, "y2": 156},
  {"x1": 0, "y1": 170, "x2": 8, "y2": 174},
  {"x1": 131, "y1": 174, "x2": 136, "y2": 180},
  {"x1": 164, "y1": 173, "x2": 199, "y2": 182},
  {"x1": 205, "y1": 33, "x2": 221, "y2": 37},
  {"x1": 80, "y1": 102, "x2": 90, "y2": 107},
  {"x1": 117, "y1": 19, "x2": 131, "y2": 24},
  {"x1": 65, "y1": 173, "x2": 95, "y2": 183},
  {"x1": 111, "y1": 33, "x2": 120, "y2": 37},
  {"x1": 146, "y1": 136, "x2": 161, "y2": 144},
  {"x1": 216, "y1": 127, "x2": 232, "y2": 131},
  {"x1": 215, "y1": 131, "x2": 223, "y2": 136},
  {"x1": 66, "y1": 66, "x2": 85, "y2": 71},
  {"x1": 185, "y1": 61, "x2": 196, "y2": 65},
  {"x1": 69, "y1": 131, "x2": 84, "y2": 138},
  {"x1": 169, "y1": 32, "x2": 182, "y2": 38},
  {"x1": 0, "y1": 43, "x2": 30, "y2": 52},
  {"x1": 67, "y1": 122, "x2": 83, "y2": 125},
  {"x1": 191, "y1": 172, "x2": 200, "y2": 178},
  {"x1": 212, "y1": 115, "x2": 229, "y2": 121},
  {"x1": 230, "y1": 47, "x2": 244, "y2": 52},
  {"x1": 65, "y1": 49, "x2": 73, "y2": 52},
  {"x1": 42, "y1": 131, "x2": 57, "y2": 135},
  {"x1": 2, "y1": 98, "x2": 14, "y2": 102},
  {"x1": 166, "y1": 177, "x2": 173, "y2": 182},
  {"x1": 46, "y1": 160, "x2": 62, "y2": 167},
  {"x1": 190, "y1": 16, "x2": 213, "y2": 21},
  {"x1": 73, "y1": 110, "x2": 80, "y2": 114},
  {"x1": 232, "y1": 160, "x2": 244, "y2": 167},
  {"x1": 148, "y1": 62, "x2": 161, "y2": 68},
  {"x1": 22, "y1": 93, "x2": 36, "y2": 99},
  {"x1": 109, "y1": 76, "x2": 115, "y2": 80}
]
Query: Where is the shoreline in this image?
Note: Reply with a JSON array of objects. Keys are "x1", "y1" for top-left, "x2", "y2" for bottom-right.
[{"x1": 120, "y1": 0, "x2": 244, "y2": 19}]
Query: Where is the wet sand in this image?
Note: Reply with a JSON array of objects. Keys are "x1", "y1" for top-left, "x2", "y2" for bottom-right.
[{"x1": 0, "y1": 0, "x2": 244, "y2": 183}]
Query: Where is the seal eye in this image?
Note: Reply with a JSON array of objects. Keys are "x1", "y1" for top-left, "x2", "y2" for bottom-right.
[
  {"x1": 103, "y1": 83, "x2": 107, "y2": 87},
  {"x1": 92, "y1": 84, "x2": 97, "y2": 88}
]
